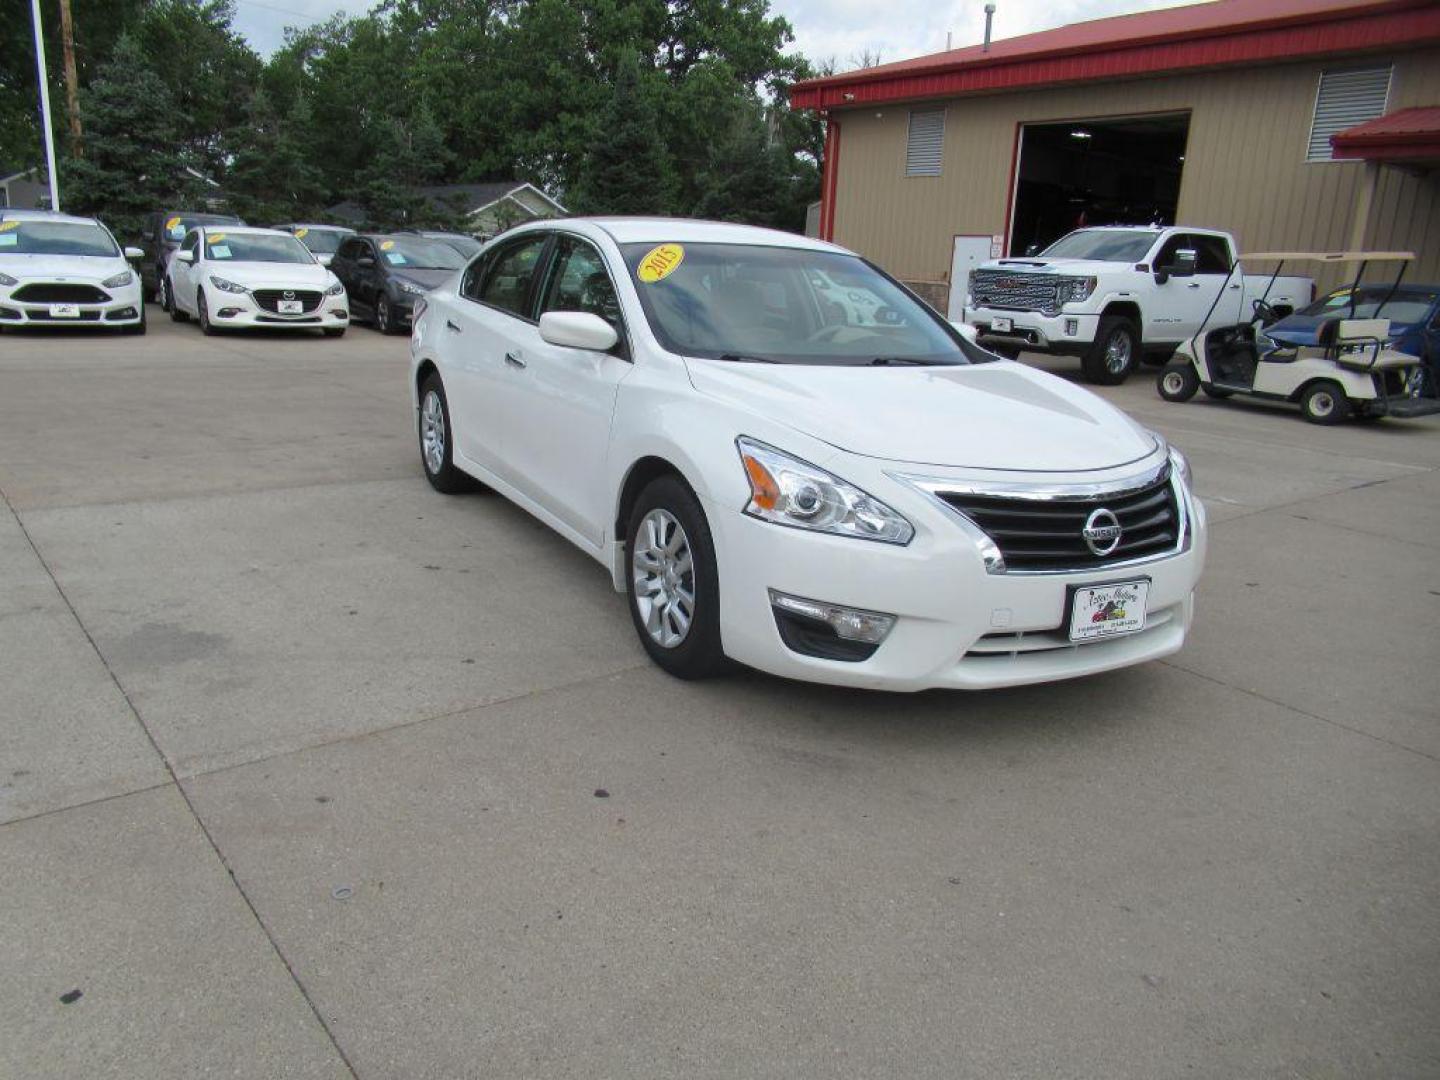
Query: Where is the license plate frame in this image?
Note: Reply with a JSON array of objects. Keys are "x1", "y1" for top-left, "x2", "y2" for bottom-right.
[
  {"x1": 1067, "y1": 578, "x2": 1150, "y2": 643},
  {"x1": 48, "y1": 303, "x2": 81, "y2": 319},
  {"x1": 990, "y1": 315, "x2": 1013, "y2": 333},
  {"x1": 277, "y1": 299, "x2": 304, "y2": 315}
]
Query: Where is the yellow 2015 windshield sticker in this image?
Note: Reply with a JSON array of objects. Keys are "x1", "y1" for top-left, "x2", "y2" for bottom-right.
[
  {"x1": 380, "y1": 240, "x2": 396, "y2": 251},
  {"x1": 0, "y1": 220, "x2": 19, "y2": 232},
  {"x1": 637, "y1": 244, "x2": 684, "y2": 284},
  {"x1": 295, "y1": 227, "x2": 309, "y2": 239}
]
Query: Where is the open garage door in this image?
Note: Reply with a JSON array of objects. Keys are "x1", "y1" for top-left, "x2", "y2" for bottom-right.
[{"x1": 1008, "y1": 113, "x2": 1189, "y2": 256}]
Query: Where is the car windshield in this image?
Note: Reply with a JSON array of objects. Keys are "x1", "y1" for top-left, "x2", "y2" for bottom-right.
[
  {"x1": 206, "y1": 232, "x2": 314, "y2": 264},
  {"x1": 375, "y1": 238, "x2": 465, "y2": 270},
  {"x1": 1296, "y1": 286, "x2": 1437, "y2": 325},
  {"x1": 164, "y1": 214, "x2": 237, "y2": 242},
  {"x1": 293, "y1": 228, "x2": 347, "y2": 255},
  {"x1": 429, "y1": 234, "x2": 482, "y2": 257},
  {"x1": 0, "y1": 219, "x2": 118, "y2": 257},
  {"x1": 1040, "y1": 229, "x2": 1160, "y2": 262},
  {"x1": 621, "y1": 242, "x2": 972, "y2": 366}
]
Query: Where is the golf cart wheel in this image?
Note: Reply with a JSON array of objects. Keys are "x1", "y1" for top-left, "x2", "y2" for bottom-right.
[
  {"x1": 1157, "y1": 363, "x2": 1199, "y2": 402},
  {"x1": 1300, "y1": 381, "x2": 1351, "y2": 425},
  {"x1": 1202, "y1": 384, "x2": 1233, "y2": 400},
  {"x1": 1082, "y1": 317, "x2": 1140, "y2": 385}
]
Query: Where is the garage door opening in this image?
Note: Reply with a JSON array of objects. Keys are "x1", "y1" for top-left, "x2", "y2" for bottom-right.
[{"x1": 1008, "y1": 112, "x2": 1190, "y2": 256}]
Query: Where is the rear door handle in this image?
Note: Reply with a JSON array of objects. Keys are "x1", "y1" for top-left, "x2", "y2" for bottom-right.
[
  {"x1": 504, "y1": 352, "x2": 526, "y2": 369},
  {"x1": 445, "y1": 320, "x2": 461, "y2": 333},
  {"x1": 1228, "y1": 283, "x2": 1241, "y2": 290},
  {"x1": 1187, "y1": 283, "x2": 1202, "y2": 289}
]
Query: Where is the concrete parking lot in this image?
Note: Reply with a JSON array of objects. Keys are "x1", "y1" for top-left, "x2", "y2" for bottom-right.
[{"x1": 3, "y1": 310, "x2": 1438, "y2": 1079}]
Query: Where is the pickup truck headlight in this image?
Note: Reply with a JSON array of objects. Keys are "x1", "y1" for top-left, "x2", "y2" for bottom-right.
[
  {"x1": 209, "y1": 275, "x2": 248, "y2": 294},
  {"x1": 102, "y1": 270, "x2": 134, "y2": 288},
  {"x1": 324, "y1": 278, "x2": 345, "y2": 296},
  {"x1": 737, "y1": 437, "x2": 913, "y2": 545},
  {"x1": 1060, "y1": 276, "x2": 1097, "y2": 303}
]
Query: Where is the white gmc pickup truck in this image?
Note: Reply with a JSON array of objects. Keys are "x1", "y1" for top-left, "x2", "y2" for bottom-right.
[{"x1": 962, "y1": 226, "x2": 1314, "y2": 384}]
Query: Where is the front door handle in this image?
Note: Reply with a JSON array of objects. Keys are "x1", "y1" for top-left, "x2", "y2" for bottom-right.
[
  {"x1": 1228, "y1": 283, "x2": 1242, "y2": 290},
  {"x1": 504, "y1": 352, "x2": 527, "y2": 369},
  {"x1": 1187, "y1": 282, "x2": 1202, "y2": 289},
  {"x1": 445, "y1": 320, "x2": 461, "y2": 333}
]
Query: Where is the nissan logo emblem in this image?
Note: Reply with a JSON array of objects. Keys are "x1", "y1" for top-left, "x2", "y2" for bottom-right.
[
  {"x1": 1082, "y1": 508, "x2": 1123, "y2": 557},
  {"x1": 283, "y1": 290, "x2": 295, "y2": 299}
]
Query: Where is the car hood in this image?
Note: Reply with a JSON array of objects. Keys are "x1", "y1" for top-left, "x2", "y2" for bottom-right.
[
  {"x1": 1265, "y1": 312, "x2": 1420, "y2": 347},
  {"x1": 204, "y1": 262, "x2": 332, "y2": 289},
  {"x1": 685, "y1": 359, "x2": 1157, "y2": 472},
  {"x1": 0, "y1": 252, "x2": 131, "y2": 281},
  {"x1": 391, "y1": 268, "x2": 454, "y2": 291},
  {"x1": 977, "y1": 257, "x2": 1121, "y2": 277}
]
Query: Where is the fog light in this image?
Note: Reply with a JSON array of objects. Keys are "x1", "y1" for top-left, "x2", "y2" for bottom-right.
[
  {"x1": 769, "y1": 590, "x2": 895, "y2": 662},
  {"x1": 218, "y1": 308, "x2": 241, "y2": 318},
  {"x1": 1065, "y1": 318, "x2": 1078, "y2": 336},
  {"x1": 331, "y1": 309, "x2": 348, "y2": 319}
]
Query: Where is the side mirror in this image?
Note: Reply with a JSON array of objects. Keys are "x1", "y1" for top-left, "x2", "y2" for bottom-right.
[
  {"x1": 174, "y1": 249, "x2": 195, "y2": 264},
  {"x1": 357, "y1": 256, "x2": 375, "y2": 269},
  {"x1": 123, "y1": 246, "x2": 144, "y2": 261},
  {"x1": 1156, "y1": 248, "x2": 1196, "y2": 284},
  {"x1": 538, "y1": 310, "x2": 618, "y2": 352},
  {"x1": 1024, "y1": 244, "x2": 1040, "y2": 257}
]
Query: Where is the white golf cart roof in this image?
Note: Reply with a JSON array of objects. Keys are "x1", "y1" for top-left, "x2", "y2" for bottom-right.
[{"x1": 1239, "y1": 250, "x2": 1415, "y2": 262}]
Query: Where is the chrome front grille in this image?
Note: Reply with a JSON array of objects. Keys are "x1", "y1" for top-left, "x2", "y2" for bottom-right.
[
  {"x1": 935, "y1": 467, "x2": 1182, "y2": 572},
  {"x1": 970, "y1": 270, "x2": 1061, "y2": 316}
]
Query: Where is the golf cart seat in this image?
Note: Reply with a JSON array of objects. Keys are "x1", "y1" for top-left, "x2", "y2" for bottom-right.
[{"x1": 1317, "y1": 317, "x2": 1417, "y2": 371}]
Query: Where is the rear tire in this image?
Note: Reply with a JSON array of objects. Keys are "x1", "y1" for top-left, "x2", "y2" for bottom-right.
[
  {"x1": 1157, "y1": 363, "x2": 1199, "y2": 402},
  {"x1": 625, "y1": 475, "x2": 727, "y2": 680},
  {"x1": 1300, "y1": 380, "x2": 1351, "y2": 425},
  {"x1": 1082, "y1": 317, "x2": 1140, "y2": 385},
  {"x1": 417, "y1": 374, "x2": 472, "y2": 494}
]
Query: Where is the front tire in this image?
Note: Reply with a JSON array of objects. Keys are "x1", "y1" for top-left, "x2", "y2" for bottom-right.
[
  {"x1": 375, "y1": 295, "x2": 400, "y2": 335},
  {"x1": 198, "y1": 290, "x2": 217, "y2": 335},
  {"x1": 1300, "y1": 380, "x2": 1351, "y2": 425},
  {"x1": 1082, "y1": 317, "x2": 1141, "y2": 385},
  {"x1": 417, "y1": 374, "x2": 471, "y2": 493},
  {"x1": 625, "y1": 476, "x2": 727, "y2": 680},
  {"x1": 1157, "y1": 362, "x2": 1199, "y2": 402}
]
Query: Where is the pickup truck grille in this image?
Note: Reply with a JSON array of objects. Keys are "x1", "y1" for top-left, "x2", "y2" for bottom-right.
[
  {"x1": 970, "y1": 270, "x2": 1061, "y2": 316},
  {"x1": 937, "y1": 468, "x2": 1181, "y2": 572}
]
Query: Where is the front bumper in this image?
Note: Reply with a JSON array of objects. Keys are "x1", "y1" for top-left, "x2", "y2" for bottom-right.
[
  {"x1": 964, "y1": 304, "x2": 1099, "y2": 356},
  {"x1": 708, "y1": 465, "x2": 1206, "y2": 692},
  {"x1": 206, "y1": 287, "x2": 349, "y2": 330},
  {"x1": 0, "y1": 281, "x2": 144, "y2": 328}
]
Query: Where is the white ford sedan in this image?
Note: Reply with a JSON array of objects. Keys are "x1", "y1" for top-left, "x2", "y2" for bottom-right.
[
  {"x1": 409, "y1": 219, "x2": 1206, "y2": 690},
  {"x1": 167, "y1": 226, "x2": 348, "y2": 335}
]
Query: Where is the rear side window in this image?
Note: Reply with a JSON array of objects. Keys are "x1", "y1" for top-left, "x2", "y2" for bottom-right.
[{"x1": 476, "y1": 235, "x2": 548, "y2": 317}]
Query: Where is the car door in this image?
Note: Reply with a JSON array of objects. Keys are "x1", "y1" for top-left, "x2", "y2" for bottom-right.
[
  {"x1": 170, "y1": 229, "x2": 201, "y2": 313},
  {"x1": 329, "y1": 238, "x2": 360, "y2": 306},
  {"x1": 501, "y1": 233, "x2": 634, "y2": 545},
  {"x1": 1147, "y1": 233, "x2": 1216, "y2": 343},
  {"x1": 443, "y1": 232, "x2": 551, "y2": 477},
  {"x1": 1191, "y1": 233, "x2": 1241, "y2": 328}
]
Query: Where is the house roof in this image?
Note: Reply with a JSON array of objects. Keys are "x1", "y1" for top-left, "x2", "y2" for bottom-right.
[
  {"x1": 325, "y1": 182, "x2": 566, "y2": 227},
  {"x1": 1331, "y1": 105, "x2": 1440, "y2": 161},
  {"x1": 789, "y1": 0, "x2": 1440, "y2": 111}
]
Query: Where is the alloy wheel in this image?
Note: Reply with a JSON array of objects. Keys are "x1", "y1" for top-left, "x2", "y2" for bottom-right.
[
  {"x1": 631, "y1": 508, "x2": 695, "y2": 649},
  {"x1": 1105, "y1": 329, "x2": 1132, "y2": 374},
  {"x1": 421, "y1": 389, "x2": 445, "y2": 475},
  {"x1": 377, "y1": 297, "x2": 391, "y2": 332}
]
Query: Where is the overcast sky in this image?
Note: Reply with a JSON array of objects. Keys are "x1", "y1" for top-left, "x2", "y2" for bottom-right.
[{"x1": 229, "y1": 0, "x2": 1201, "y2": 66}]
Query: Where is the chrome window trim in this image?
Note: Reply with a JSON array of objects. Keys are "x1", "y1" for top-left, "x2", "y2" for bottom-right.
[{"x1": 892, "y1": 458, "x2": 1193, "y2": 576}]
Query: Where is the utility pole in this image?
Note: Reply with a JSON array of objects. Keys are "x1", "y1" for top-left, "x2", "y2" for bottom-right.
[
  {"x1": 29, "y1": 0, "x2": 62, "y2": 210},
  {"x1": 58, "y1": 0, "x2": 82, "y2": 156}
]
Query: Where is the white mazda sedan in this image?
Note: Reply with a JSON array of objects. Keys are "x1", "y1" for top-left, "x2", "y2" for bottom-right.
[
  {"x1": 409, "y1": 219, "x2": 1206, "y2": 690},
  {"x1": 0, "y1": 210, "x2": 145, "y2": 333},
  {"x1": 167, "y1": 226, "x2": 348, "y2": 336}
]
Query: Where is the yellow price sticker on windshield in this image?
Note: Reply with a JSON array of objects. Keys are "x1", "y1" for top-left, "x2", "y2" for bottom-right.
[
  {"x1": 295, "y1": 227, "x2": 309, "y2": 239},
  {"x1": 165, "y1": 216, "x2": 182, "y2": 231},
  {"x1": 208, "y1": 232, "x2": 226, "y2": 243},
  {"x1": 637, "y1": 244, "x2": 684, "y2": 284},
  {"x1": 380, "y1": 240, "x2": 396, "y2": 251},
  {"x1": 0, "y1": 220, "x2": 19, "y2": 232}
]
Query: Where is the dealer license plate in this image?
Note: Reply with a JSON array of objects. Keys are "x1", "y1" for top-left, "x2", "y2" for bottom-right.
[
  {"x1": 49, "y1": 303, "x2": 80, "y2": 319},
  {"x1": 990, "y1": 316, "x2": 1012, "y2": 332},
  {"x1": 277, "y1": 299, "x2": 304, "y2": 314},
  {"x1": 1068, "y1": 580, "x2": 1148, "y2": 643}
]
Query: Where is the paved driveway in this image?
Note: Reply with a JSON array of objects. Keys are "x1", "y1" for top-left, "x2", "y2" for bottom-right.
[{"x1": 3, "y1": 313, "x2": 1438, "y2": 1078}]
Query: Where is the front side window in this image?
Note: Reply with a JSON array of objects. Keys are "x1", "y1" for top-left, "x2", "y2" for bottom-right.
[
  {"x1": 0, "y1": 219, "x2": 119, "y2": 257},
  {"x1": 205, "y1": 232, "x2": 314, "y2": 264},
  {"x1": 539, "y1": 236, "x2": 621, "y2": 328},
  {"x1": 621, "y1": 242, "x2": 973, "y2": 366},
  {"x1": 1190, "y1": 235, "x2": 1232, "y2": 274},
  {"x1": 477, "y1": 235, "x2": 548, "y2": 317},
  {"x1": 1041, "y1": 229, "x2": 1161, "y2": 263},
  {"x1": 180, "y1": 230, "x2": 200, "y2": 257}
]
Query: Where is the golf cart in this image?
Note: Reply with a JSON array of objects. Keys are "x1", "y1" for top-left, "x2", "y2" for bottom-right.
[{"x1": 1156, "y1": 251, "x2": 1440, "y2": 425}]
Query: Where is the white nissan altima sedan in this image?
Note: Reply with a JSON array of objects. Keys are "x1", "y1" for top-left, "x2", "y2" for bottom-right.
[
  {"x1": 167, "y1": 226, "x2": 349, "y2": 335},
  {"x1": 409, "y1": 218, "x2": 1206, "y2": 690}
]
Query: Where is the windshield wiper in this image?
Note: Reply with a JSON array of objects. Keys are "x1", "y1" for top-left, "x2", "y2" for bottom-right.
[
  {"x1": 717, "y1": 353, "x2": 778, "y2": 364},
  {"x1": 869, "y1": 356, "x2": 938, "y2": 366}
]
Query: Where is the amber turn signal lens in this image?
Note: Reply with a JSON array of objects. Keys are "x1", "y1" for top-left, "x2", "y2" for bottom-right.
[{"x1": 743, "y1": 453, "x2": 780, "y2": 510}]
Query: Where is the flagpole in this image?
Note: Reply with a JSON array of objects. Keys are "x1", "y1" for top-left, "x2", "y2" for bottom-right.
[{"x1": 30, "y1": 0, "x2": 62, "y2": 211}]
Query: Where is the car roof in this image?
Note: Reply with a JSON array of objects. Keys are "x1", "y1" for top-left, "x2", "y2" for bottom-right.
[
  {"x1": 197, "y1": 225, "x2": 292, "y2": 236},
  {"x1": 279, "y1": 223, "x2": 354, "y2": 231},
  {"x1": 532, "y1": 217, "x2": 846, "y2": 253},
  {"x1": 0, "y1": 209, "x2": 101, "y2": 226}
]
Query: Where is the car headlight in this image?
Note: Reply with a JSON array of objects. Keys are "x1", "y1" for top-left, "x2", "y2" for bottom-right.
[
  {"x1": 324, "y1": 278, "x2": 345, "y2": 296},
  {"x1": 0, "y1": 271, "x2": 17, "y2": 287},
  {"x1": 737, "y1": 437, "x2": 913, "y2": 545},
  {"x1": 1061, "y1": 276, "x2": 1097, "y2": 303},
  {"x1": 397, "y1": 280, "x2": 427, "y2": 296},
  {"x1": 209, "y1": 275, "x2": 248, "y2": 294},
  {"x1": 102, "y1": 270, "x2": 134, "y2": 289}
]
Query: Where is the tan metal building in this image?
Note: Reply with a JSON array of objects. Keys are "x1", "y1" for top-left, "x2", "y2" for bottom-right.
[{"x1": 789, "y1": 0, "x2": 1440, "y2": 310}]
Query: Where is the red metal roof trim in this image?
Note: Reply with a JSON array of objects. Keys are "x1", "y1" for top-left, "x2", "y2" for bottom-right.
[
  {"x1": 1332, "y1": 105, "x2": 1440, "y2": 160},
  {"x1": 789, "y1": 0, "x2": 1440, "y2": 111}
]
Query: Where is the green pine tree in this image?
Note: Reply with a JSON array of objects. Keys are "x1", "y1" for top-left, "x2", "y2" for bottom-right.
[
  {"x1": 574, "y1": 51, "x2": 674, "y2": 216},
  {"x1": 227, "y1": 87, "x2": 325, "y2": 223},
  {"x1": 693, "y1": 106, "x2": 788, "y2": 228}
]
